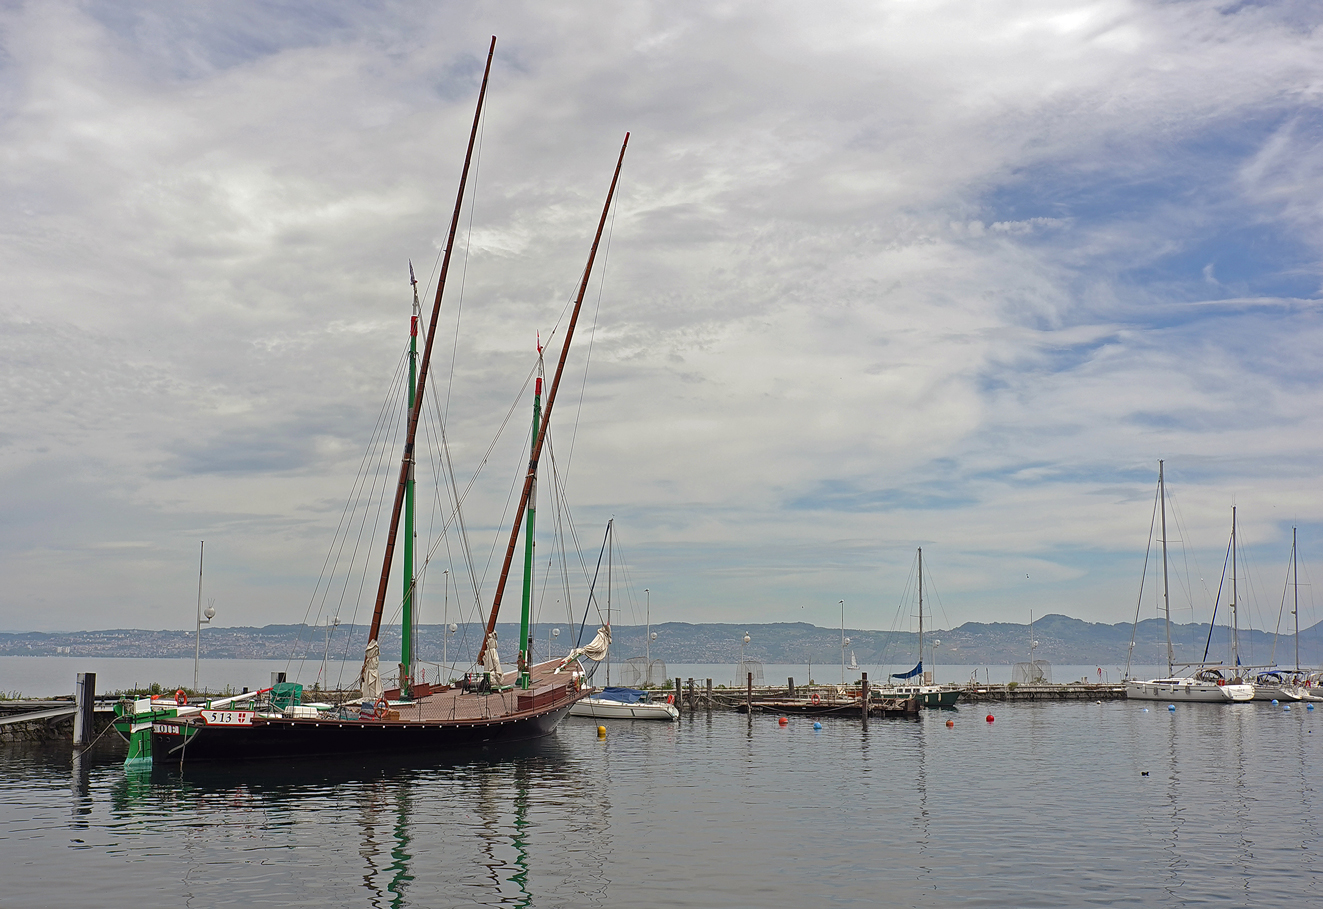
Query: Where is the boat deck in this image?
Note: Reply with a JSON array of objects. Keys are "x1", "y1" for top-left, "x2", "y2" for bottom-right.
[{"x1": 367, "y1": 660, "x2": 580, "y2": 724}]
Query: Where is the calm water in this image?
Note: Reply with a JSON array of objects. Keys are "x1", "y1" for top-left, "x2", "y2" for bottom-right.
[{"x1": 4, "y1": 697, "x2": 1321, "y2": 907}]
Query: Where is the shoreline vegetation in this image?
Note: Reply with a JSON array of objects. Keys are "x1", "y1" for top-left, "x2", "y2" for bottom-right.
[{"x1": 2, "y1": 615, "x2": 1320, "y2": 666}]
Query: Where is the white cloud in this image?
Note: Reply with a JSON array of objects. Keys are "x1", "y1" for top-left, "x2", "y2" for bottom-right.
[{"x1": 1, "y1": 1, "x2": 1322, "y2": 634}]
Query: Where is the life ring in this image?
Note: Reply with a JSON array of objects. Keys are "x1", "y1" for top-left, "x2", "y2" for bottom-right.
[
  {"x1": 175, "y1": 689, "x2": 188, "y2": 706},
  {"x1": 373, "y1": 696, "x2": 389, "y2": 719},
  {"x1": 1217, "y1": 680, "x2": 1226, "y2": 686},
  {"x1": 810, "y1": 693, "x2": 821, "y2": 705}
]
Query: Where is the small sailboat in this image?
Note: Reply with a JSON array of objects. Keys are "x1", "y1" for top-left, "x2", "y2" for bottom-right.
[
  {"x1": 1124, "y1": 462, "x2": 1254, "y2": 703},
  {"x1": 114, "y1": 38, "x2": 633, "y2": 764},
  {"x1": 569, "y1": 521, "x2": 678, "y2": 721},
  {"x1": 877, "y1": 547, "x2": 960, "y2": 708},
  {"x1": 847, "y1": 650, "x2": 858, "y2": 672}
]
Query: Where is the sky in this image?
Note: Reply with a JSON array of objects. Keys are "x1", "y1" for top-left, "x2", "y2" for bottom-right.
[{"x1": 2, "y1": 1, "x2": 1322, "y2": 637}]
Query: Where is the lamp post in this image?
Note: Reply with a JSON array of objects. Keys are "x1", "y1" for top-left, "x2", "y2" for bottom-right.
[
  {"x1": 931, "y1": 638, "x2": 940, "y2": 685},
  {"x1": 839, "y1": 599, "x2": 846, "y2": 684},
  {"x1": 320, "y1": 614, "x2": 340, "y2": 689},
  {"x1": 193, "y1": 541, "x2": 215, "y2": 691},
  {"x1": 445, "y1": 622, "x2": 457, "y2": 679},
  {"x1": 548, "y1": 626, "x2": 560, "y2": 660},
  {"x1": 740, "y1": 632, "x2": 750, "y2": 684}
]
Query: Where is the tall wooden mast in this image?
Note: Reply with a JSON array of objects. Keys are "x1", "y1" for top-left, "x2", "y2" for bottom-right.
[
  {"x1": 478, "y1": 132, "x2": 631, "y2": 667},
  {"x1": 366, "y1": 37, "x2": 496, "y2": 650}
]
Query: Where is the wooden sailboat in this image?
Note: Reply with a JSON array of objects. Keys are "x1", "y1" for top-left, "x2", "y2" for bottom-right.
[
  {"x1": 114, "y1": 38, "x2": 630, "y2": 764},
  {"x1": 1124, "y1": 462, "x2": 1254, "y2": 702}
]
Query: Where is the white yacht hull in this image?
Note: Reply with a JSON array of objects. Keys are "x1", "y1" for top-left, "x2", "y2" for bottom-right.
[
  {"x1": 568, "y1": 697, "x2": 680, "y2": 721},
  {"x1": 1125, "y1": 679, "x2": 1254, "y2": 702}
]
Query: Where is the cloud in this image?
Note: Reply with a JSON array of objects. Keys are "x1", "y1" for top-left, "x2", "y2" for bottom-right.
[{"x1": 2, "y1": 1, "x2": 1322, "y2": 634}]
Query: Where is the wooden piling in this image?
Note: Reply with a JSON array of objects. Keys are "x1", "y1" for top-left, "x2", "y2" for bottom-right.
[
  {"x1": 746, "y1": 672, "x2": 753, "y2": 722},
  {"x1": 706, "y1": 678, "x2": 713, "y2": 710},
  {"x1": 73, "y1": 672, "x2": 95, "y2": 746},
  {"x1": 788, "y1": 676, "x2": 795, "y2": 697},
  {"x1": 675, "y1": 677, "x2": 682, "y2": 713},
  {"x1": 687, "y1": 678, "x2": 695, "y2": 712},
  {"x1": 861, "y1": 672, "x2": 869, "y2": 728}
]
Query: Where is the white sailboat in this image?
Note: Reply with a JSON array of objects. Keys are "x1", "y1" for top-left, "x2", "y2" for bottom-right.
[
  {"x1": 1124, "y1": 462, "x2": 1254, "y2": 703},
  {"x1": 876, "y1": 548, "x2": 960, "y2": 708}
]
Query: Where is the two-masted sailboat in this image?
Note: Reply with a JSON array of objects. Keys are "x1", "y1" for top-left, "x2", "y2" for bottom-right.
[{"x1": 114, "y1": 38, "x2": 627, "y2": 765}]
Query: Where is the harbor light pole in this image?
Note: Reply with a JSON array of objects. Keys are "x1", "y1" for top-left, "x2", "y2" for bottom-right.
[
  {"x1": 444, "y1": 623, "x2": 457, "y2": 678},
  {"x1": 548, "y1": 626, "x2": 560, "y2": 660},
  {"x1": 320, "y1": 615, "x2": 340, "y2": 688},
  {"x1": 840, "y1": 600, "x2": 846, "y2": 684},
  {"x1": 193, "y1": 541, "x2": 215, "y2": 691},
  {"x1": 740, "y1": 632, "x2": 750, "y2": 684}
]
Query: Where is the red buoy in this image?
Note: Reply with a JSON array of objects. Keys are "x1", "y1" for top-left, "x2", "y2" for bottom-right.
[
  {"x1": 945, "y1": 719, "x2": 954, "y2": 728},
  {"x1": 778, "y1": 716, "x2": 788, "y2": 726},
  {"x1": 985, "y1": 714, "x2": 995, "y2": 723}
]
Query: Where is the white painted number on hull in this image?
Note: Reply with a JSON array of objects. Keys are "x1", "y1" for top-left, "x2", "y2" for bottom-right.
[{"x1": 202, "y1": 710, "x2": 254, "y2": 726}]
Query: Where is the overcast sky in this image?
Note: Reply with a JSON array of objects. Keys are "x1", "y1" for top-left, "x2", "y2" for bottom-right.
[{"x1": 2, "y1": 1, "x2": 1321, "y2": 638}]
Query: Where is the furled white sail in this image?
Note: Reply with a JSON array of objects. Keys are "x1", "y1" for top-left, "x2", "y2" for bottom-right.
[
  {"x1": 361, "y1": 639, "x2": 383, "y2": 700},
  {"x1": 481, "y1": 632, "x2": 504, "y2": 677},
  {"x1": 559, "y1": 625, "x2": 611, "y2": 670}
]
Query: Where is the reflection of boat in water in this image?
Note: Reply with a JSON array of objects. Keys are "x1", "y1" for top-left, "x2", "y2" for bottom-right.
[
  {"x1": 569, "y1": 687, "x2": 679, "y2": 721},
  {"x1": 113, "y1": 38, "x2": 631, "y2": 766},
  {"x1": 1125, "y1": 463, "x2": 1254, "y2": 703},
  {"x1": 875, "y1": 548, "x2": 961, "y2": 708}
]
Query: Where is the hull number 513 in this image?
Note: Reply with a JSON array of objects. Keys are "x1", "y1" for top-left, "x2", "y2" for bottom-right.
[{"x1": 202, "y1": 710, "x2": 253, "y2": 725}]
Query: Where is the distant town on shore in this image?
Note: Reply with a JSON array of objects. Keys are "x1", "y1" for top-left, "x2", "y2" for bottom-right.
[{"x1": 2, "y1": 615, "x2": 1320, "y2": 668}]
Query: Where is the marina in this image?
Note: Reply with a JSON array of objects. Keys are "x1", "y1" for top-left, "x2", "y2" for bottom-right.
[{"x1": 4, "y1": 696, "x2": 1322, "y2": 908}]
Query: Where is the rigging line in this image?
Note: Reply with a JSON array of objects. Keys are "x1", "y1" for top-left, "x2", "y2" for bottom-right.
[
  {"x1": 1126, "y1": 477, "x2": 1161, "y2": 677},
  {"x1": 545, "y1": 432, "x2": 595, "y2": 624},
  {"x1": 419, "y1": 358, "x2": 539, "y2": 610},
  {"x1": 444, "y1": 85, "x2": 488, "y2": 423},
  {"x1": 1203, "y1": 534, "x2": 1233, "y2": 663},
  {"x1": 575, "y1": 521, "x2": 613, "y2": 648},
  {"x1": 288, "y1": 345, "x2": 411, "y2": 665},
  {"x1": 304, "y1": 348, "x2": 413, "y2": 686},
  {"x1": 562, "y1": 169, "x2": 621, "y2": 480}
]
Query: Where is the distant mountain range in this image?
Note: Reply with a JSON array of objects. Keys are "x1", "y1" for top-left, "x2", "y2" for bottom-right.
[{"x1": 3, "y1": 614, "x2": 1321, "y2": 669}]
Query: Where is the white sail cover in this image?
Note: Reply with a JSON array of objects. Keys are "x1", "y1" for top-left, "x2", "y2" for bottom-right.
[
  {"x1": 360, "y1": 639, "x2": 383, "y2": 701},
  {"x1": 560, "y1": 625, "x2": 611, "y2": 667},
  {"x1": 481, "y1": 632, "x2": 503, "y2": 677}
]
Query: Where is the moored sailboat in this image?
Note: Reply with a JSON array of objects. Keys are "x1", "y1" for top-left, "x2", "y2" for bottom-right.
[
  {"x1": 114, "y1": 38, "x2": 630, "y2": 765},
  {"x1": 1124, "y1": 462, "x2": 1253, "y2": 703},
  {"x1": 876, "y1": 547, "x2": 960, "y2": 708}
]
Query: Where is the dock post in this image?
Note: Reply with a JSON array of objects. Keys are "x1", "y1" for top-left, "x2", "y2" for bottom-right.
[
  {"x1": 746, "y1": 672, "x2": 753, "y2": 722},
  {"x1": 706, "y1": 678, "x2": 713, "y2": 710},
  {"x1": 73, "y1": 672, "x2": 96, "y2": 746},
  {"x1": 687, "y1": 678, "x2": 695, "y2": 712},
  {"x1": 861, "y1": 672, "x2": 869, "y2": 728},
  {"x1": 788, "y1": 676, "x2": 795, "y2": 698},
  {"x1": 675, "y1": 677, "x2": 682, "y2": 713}
]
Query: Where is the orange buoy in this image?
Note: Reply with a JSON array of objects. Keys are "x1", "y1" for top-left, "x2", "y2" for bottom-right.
[
  {"x1": 778, "y1": 716, "x2": 788, "y2": 726},
  {"x1": 946, "y1": 719, "x2": 954, "y2": 728},
  {"x1": 985, "y1": 714, "x2": 995, "y2": 723}
]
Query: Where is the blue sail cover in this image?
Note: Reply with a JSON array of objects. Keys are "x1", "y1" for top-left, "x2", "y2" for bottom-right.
[
  {"x1": 891, "y1": 661, "x2": 923, "y2": 680},
  {"x1": 596, "y1": 687, "x2": 646, "y2": 703}
]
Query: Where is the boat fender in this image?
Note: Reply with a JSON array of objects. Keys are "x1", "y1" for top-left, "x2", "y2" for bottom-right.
[
  {"x1": 175, "y1": 689, "x2": 188, "y2": 706},
  {"x1": 666, "y1": 694, "x2": 674, "y2": 705},
  {"x1": 810, "y1": 693, "x2": 821, "y2": 705},
  {"x1": 373, "y1": 696, "x2": 389, "y2": 719},
  {"x1": 1217, "y1": 680, "x2": 1225, "y2": 686}
]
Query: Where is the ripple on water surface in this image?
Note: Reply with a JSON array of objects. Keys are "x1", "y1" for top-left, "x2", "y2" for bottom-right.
[{"x1": 2, "y1": 701, "x2": 1321, "y2": 907}]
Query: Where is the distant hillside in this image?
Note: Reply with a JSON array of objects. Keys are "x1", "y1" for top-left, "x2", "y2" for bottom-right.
[{"x1": 3, "y1": 615, "x2": 1321, "y2": 669}]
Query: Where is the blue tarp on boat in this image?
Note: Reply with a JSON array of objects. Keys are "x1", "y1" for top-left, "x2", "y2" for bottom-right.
[
  {"x1": 891, "y1": 661, "x2": 923, "y2": 680},
  {"x1": 596, "y1": 687, "x2": 646, "y2": 703}
]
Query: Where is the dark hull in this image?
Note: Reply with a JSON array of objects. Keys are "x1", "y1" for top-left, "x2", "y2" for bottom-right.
[{"x1": 152, "y1": 700, "x2": 578, "y2": 765}]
